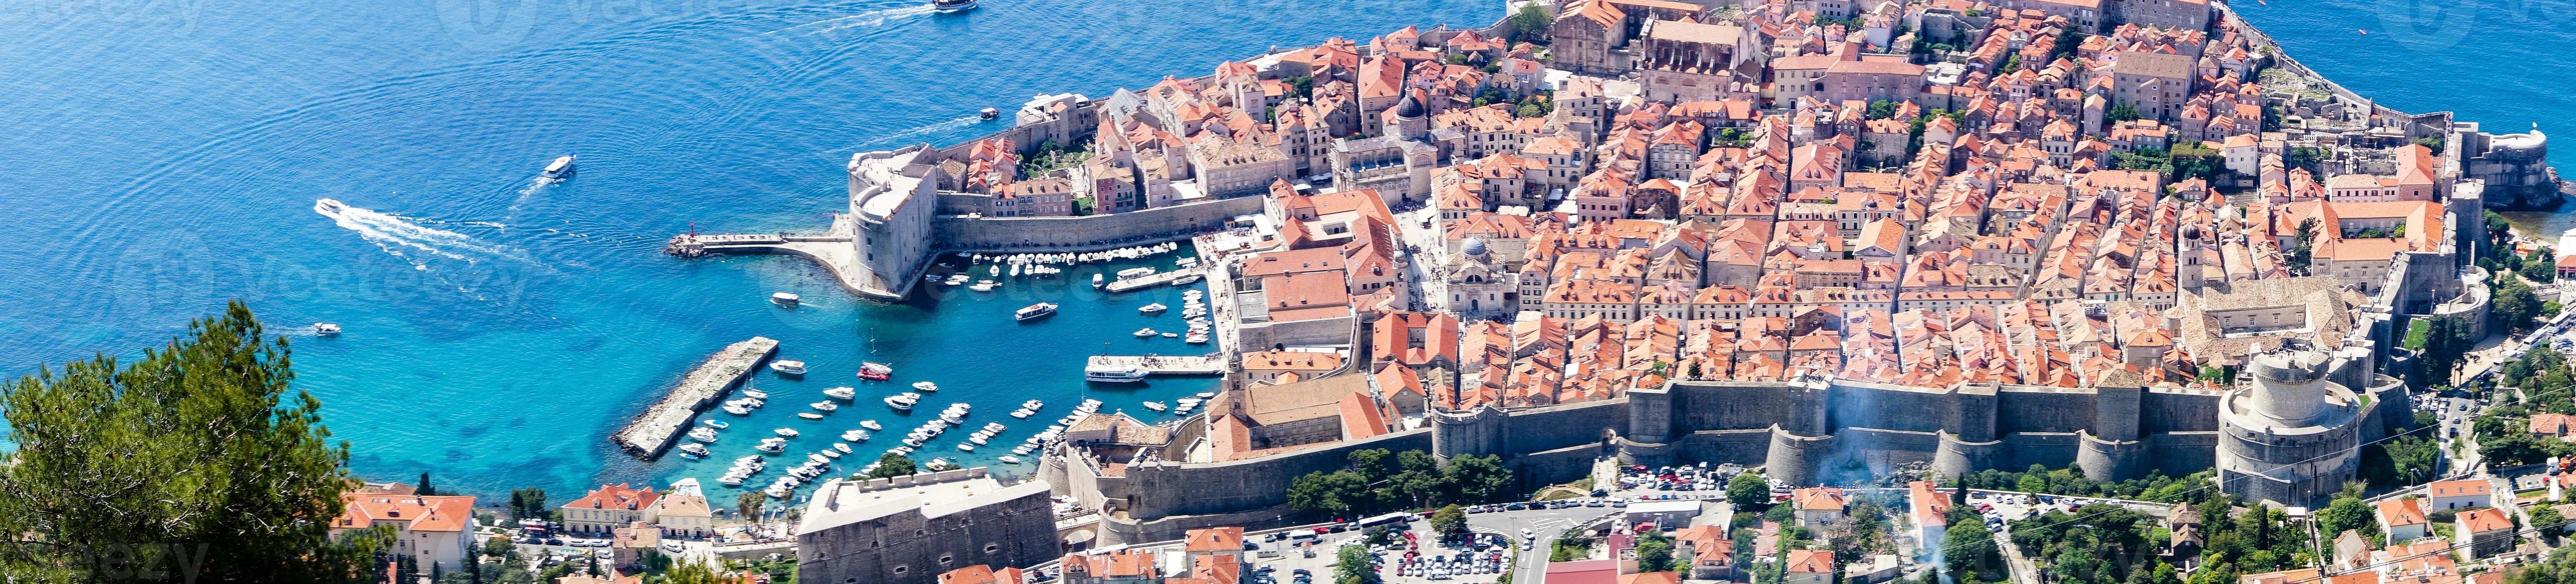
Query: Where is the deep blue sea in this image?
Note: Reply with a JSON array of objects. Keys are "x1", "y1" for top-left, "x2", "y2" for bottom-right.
[{"x1": 0, "y1": 0, "x2": 2562, "y2": 500}]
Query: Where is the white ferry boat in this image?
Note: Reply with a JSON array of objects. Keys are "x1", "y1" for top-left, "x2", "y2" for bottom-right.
[
  {"x1": 1015, "y1": 302, "x2": 1058, "y2": 322},
  {"x1": 542, "y1": 154, "x2": 576, "y2": 179},
  {"x1": 1086, "y1": 368, "x2": 1149, "y2": 383},
  {"x1": 771, "y1": 292, "x2": 800, "y2": 306}
]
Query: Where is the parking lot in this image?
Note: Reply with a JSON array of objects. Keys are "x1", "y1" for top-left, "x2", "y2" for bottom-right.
[{"x1": 1227, "y1": 501, "x2": 1621, "y2": 584}]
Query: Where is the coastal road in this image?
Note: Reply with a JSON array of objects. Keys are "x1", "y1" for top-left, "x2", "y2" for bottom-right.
[{"x1": 1463, "y1": 505, "x2": 1620, "y2": 584}]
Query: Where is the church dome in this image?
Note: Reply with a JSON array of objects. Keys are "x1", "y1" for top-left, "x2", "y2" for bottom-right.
[
  {"x1": 1393, "y1": 94, "x2": 1426, "y2": 119},
  {"x1": 1462, "y1": 237, "x2": 1489, "y2": 257}
]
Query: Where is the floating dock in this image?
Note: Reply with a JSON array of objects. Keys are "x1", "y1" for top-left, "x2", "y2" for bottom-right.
[
  {"x1": 1103, "y1": 266, "x2": 1211, "y2": 293},
  {"x1": 1085, "y1": 354, "x2": 1228, "y2": 376},
  {"x1": 612, "y1": 336, "x2": 779, "y2": 459}
]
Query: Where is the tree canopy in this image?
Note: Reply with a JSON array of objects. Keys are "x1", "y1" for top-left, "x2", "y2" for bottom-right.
[{"x1": 0, "y1": 302, "x2": 377, "y2": 582}]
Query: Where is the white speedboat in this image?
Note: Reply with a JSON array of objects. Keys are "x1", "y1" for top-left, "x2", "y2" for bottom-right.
[
  {"x1": 1134, "y1": 328, "x2": 1158, "y2": 338},
  {"x1": 688, "y1": 427, "x2": 720, "y2": 443},
  {"x1": 943, "y1": 274, "x2": 970, "y2": 286},
  {"x1": 1086, "y1": 368, "x2": 1148, "y2": 383},
  {"x1": 969, "y1": 435, "x2": 990, "y2": 445},
  {"x1": 999, "y1": 455, "x2": 1022, "y2": 464},
  {"x1": 969, "y1": 281, "x2": 997, "y2": 292},
  {"x1": 811, "y1": 401, "x2": 839, "y2": 412},
  {"x1": 771, "y1": 292, "x2": 800, "y2": 306},
  {"x1": 1143, "y1": 401, "x2": 1168, "y2": 412},
  {"x1": 956, "y1": 443, "x2": 976, "y2": 452},
  {"x1": 823, "y1": 386, "x2": 856, "y2": 400},
  {"x1": 1139, "y1": 303, "x2": 1168, "y2": 315},
  {"x1": 542, "y1": 154, "x2": 576, "y2": 179},
  {"x1": 1015, "y1": 303, "x2": 1058, "y2": 322},
  {"x1": 723, "y1": 404, "x2": 753, "y2": 415},
  {"x1": 1092, "y1": 274, "x2": 1105, "y2": 288},
  {"x1": 677, "y1": 443, "x2": 709, "y2": 457},
  {"x1": 769, "y1": 361, "x2": 807, "y2": 375},
  {"x1": 1117, "y1": 266, "x2": 1156, "y2": 279},
  {"x1": 755, "y1": 441, "x2": 787, "y2": 453},
  {"x1": 842, "y1": 430, "x2": 869, "y2": 442},
  {"x1": 834, "y1": 443, "x2": 854, "y2": 453},
  {"x1": 860, "y1": 420, "x2": 883, "y2": 430},
  {"x1": 979, "y1": 107, "x2": 1000, "y2": 119},
  {"x1": 774, "y1": 428, "x2": 800, "y2": 438},
  {"x1": 313, "y1": 322, "x2": 342, "y2": 336},
  {"x1": 821, "y1": 448, "x2": 843, "y2": 459},
  {"x1": 797, "y1": 412, "x2": 825, "y2": 420},
  {"x1": 1185, "y1": 334, "x2": 1209, "y2": 344},
  {"x1": 913, "y1": 381, "x2": 939, "y2": 392},
  {"x1": 717, "y1": 476, "x2": 745, "y2": 486},
  {"x1": 1161, "y1": 332, "x2": 1178, "y2": 338},
  {"x1": 703, "y1": 419, "x2": 730, "y2": 429},
  {"x1": 743, "y1": 389, "x2": 769, "y2": 399}
]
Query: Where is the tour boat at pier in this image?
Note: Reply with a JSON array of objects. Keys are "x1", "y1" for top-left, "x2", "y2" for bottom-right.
[
  {"x1": 769, "y1": 360, "x2": 807, "y2": 375},
  {"x1": 1086, "y1": 368, "x2": 1149, "y2": 383},
  {"x1": 858, "y1": 362, "x2": 894, "y2": 380},
  {"x1": 313, "y1": 322, "x2": 342, "y2": 336},
  {"x1": 542, "y1": 154, "x2": 576, "y2": 179},
  {"x1": 1015, "y1": 303, "x2": 1058, "y2": 322},
  {"x1": 771, "y1": 292, "x2": 800, "y2": 306},
  {"x1": 823, "y1": 386, "x2": 856, "y2": 400},
  {"x1": 913, "y1": 381, "x2": 940, "y2": 392},
  {"x1": 1139, "y1": 303, "x2": 1168, "y2": 315}
]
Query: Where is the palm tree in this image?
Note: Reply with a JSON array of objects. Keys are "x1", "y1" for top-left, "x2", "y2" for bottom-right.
[{"x1": 737, "y1": 491, "x2": 766, "y2": 527}]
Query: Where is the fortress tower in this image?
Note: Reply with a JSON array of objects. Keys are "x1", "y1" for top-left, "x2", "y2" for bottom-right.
[{"x1": 2215, "y1": 344, "x2": 2363, "y2": 508}]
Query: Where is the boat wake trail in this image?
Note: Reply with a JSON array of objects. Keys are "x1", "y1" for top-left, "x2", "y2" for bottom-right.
[
  {"x1": 314, "y1": 198, "x2": 525, "y2": 272},
  {"x1": 849, "y1": 114, "x2": 983, "y2": 151},
  {"x1": 779, "y1": 5, "x2": 936, "y2": 35}
]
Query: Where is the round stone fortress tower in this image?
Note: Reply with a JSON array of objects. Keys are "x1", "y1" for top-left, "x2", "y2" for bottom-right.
[{"x1": 2215, "y1": 344, "x2": 2363, "y2": 508}]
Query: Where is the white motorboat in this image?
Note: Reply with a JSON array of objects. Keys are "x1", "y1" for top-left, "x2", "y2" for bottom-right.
[
  {"x1": 979, "y1": 106, "x2": 1000, "y2": 119},
  {"x1": 926, "y1": 458, "x2": 958, "y2": 471},
  {"x1": 956, "y1": 443, "x2": 976, "y2": 452},
  {"x1": 717, "y1": 476, "x2": 745, "y2": 486},
  {"x1": 1197, "y1": 392, "x2": 1215, "y2": 399},
  {"x1": 1011, "y1": 409, "x2": 1033, "y2": 419},
  {"x1": 769, "y1": 361, "x2": 807, "y2": 375},
  {"x1": 1117, "y1": 266, "x2": 1156, "y2": 279},
  {"x1": 1175, "y1": 257, "x2": 1199, "y2": 268},
  {"x1": 688, "y1": 427, "x2": 720, "y2": 443},
  {"x1": 944, "y1": 274, "x2": 971, "y2": 285},
  {"x1": 1171, "y1": 274, "x2": 1202, "y2": 285},
  {"x1": 824, "y1": 386, "x2": 856, "y2": 400},
  {"x1": 797, "y1": 412, "x2": 825, "y2": 420},
  {"x1": 1161, "y1": 332, "x2": 1178, "y2": 338},
  {"x1": 1086, "y1": 368, "x2": 1149, "y2": 383},
  {"x1": 542, "y1": 154, "x2": 576, "y2": 179},
  {"x1": 1134, "y1": 328, "x2": 1158, "y2": 338},
  {"x1": 771, "y1": 292, "x2": 800, "y2": 306},
  {"x1": 969, "y1": 435, "x2": 990, "y2": 445},
  {"x1": 743, "y1": 389, "x2": 769, "y2": 399},
  {"x1": 999, "y1": 455, "x2": 1023, "y2": 464},
  {"x1": 808, "y1": 453, "x2": 832, "y2": 464},
  {"x1": 774, "y1": 428, "x2": 800, "y2": 438},
  {"x1": 842, "y1": 430, "x2": 869, "y2": 442},
  {"x1": 1012, "y1": 445, "x2": 1036, "y2": 455},
  {"x1": 723, "y1": 404, "x2": 753, "y2": 415},
  {"x1": 1015, "y1": 302, "x2": 1058, "y2": 322},
  {"x1": 313, "y1": 322, "x2": 342, "y2": 336},
  {"x1": 913, "y1": 381, "x2": 939, "y2": 392},
  {"x1": 677, "y1": 443, "x2": 709, "y2": 457},
  {"x1": 811, "y1": 401, "x2": 839, "y2": 412},
  {"x1": 860, "y1": 420, "x2": 883, "y2": 430},
  {"x1": 754, "y1": 441, "x2": 787, "y2": 453},
  {"x1": 884, "y1": 393, "x2": 921, "y2": 411},
  {"x1": 834, "y1": 443, "x2": 854, "y2": 453},
  {"x1": 1139, "y1": 303, "x2": 1168, "y2": 315},
  {"x1": 1092, "y1": 274, "x2": 1105, "y2": 288},
  {"x1": 969, "y1": 281, "x2": 997, "y2": 292},
  {"x1": 990, "y1": 265, "x2": 1000, "y2": 276},
  {"x1": 1184, "y1": 334, "x2": 1209, "y2": 344},
  {"x1": 1143, "y1": 401, "x2": 1168, "y2": 412},
  {"x1": 703, "y1": 419, "x2": 730, "y2": 429}
]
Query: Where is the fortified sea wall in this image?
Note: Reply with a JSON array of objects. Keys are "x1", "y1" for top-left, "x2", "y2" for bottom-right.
[{"x1": 932, "y1": 195, "x2": 1264, "y2": 251}]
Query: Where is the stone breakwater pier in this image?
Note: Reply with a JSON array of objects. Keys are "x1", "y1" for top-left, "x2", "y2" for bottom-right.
[
  {"x1": 1084, "y1": 355, "x2": 1227, "y2": 377},
  {"x1": 611, "y1": 336, "x2": 779, "y2": 459}
]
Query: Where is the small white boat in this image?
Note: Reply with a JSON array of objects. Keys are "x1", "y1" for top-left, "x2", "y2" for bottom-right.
[
  {"x1": 703, "y1": 419, "x2": 730, "y2": 429},
  {"x1": 819, "y1": 449, "x2": 843, "y2": 459},
  {"x1": 969, "y1": 281, "x2": 997, "y2": 292},
  {"x1": 717, "y1": 476, "x2": 744, "y2": 486},
  {"x1": 797, "y1": 412, "x2": 825, "y2": 420},
  {"x1": 1139, "y1": 303, "x2": 1168, "y2": 315},
  {"x1": 824, "y1": 386, "x2": 856, "y2": 400},
  {"x1": 913, "y1": 381, "x2": 939, "y2": 392},
  {"x1": 1196, "y1": 392, "x2": 1215, "y2": 399},
  {"x1": 842, "y1": 430, "x2": 871, "y2": 442},
  {"x1": 1015, "y1": 303, "x2": 1058, "y2": 322},
  {"x1": 688, "y1": 427, "x2": 720, "y2": 443},
  {"x1": 811, "y1": 401, "x2": 839, "y2": 412},
  {"x1": 313, "y1": 322, "x2": 342, "y2": 336},
  {"x1": 1134, "y1": 328, "x2": 1158, "y2": 338},
  {"x1": 723, "y1": 404, "x2": 753, "y2": 415},
  {"x1": 1171, "y1": 274, "x2": 1202, "y2": 285},
  {"x1": 944, "y1": 274, "x2": 971, "y2": 285},
  {"x1": 771, "y1": 292, "x2": 800, "y2": 306},
  {"x1": 999, "y1": 455, "x2": 1022, "y2": 464},
  {"x1": 990, "y1": 265, "x2": 1000, "y2": 276},
  {"x1": 678, "y1": 443, "x2": 709, "y2": 457},
  {"x1": 969, "y1": 435, "x2": 990, "y2": 445},
  {"x1": 925, "y1": 458, "x2": 958, "y2": 471},
  {"x1": 743, "y1": 389, "x2": 769, "y2": 399},
  {"x1": 1118, "y1": 266, "x2": 1156, "y2": 279},
  {"x1": 1143, "y1": 401, "x2": 1168, "y2": 412},
  {"x1": 956, "y1": 443, "x2": 977, "y2": 452},
  {"x1": 808, "y1": 453, "x2": 832, "y2": 464},
  {"x1": 1092, "y1": 274, "x2": 1105, "y2": 288},
  {"x1": 1186, "y1": 334, "x2": 1209, "y2": 344},
  {"x1": 769, "y1": 361, "x2": 808, "y2": 376},
  {"x1": 860, "y1": 420, "x2": 883, "y2": 430},
  {"x1": 859, "y1": 362, "x2": 893, "y2": 380},
  {"x1": 979, "y1": 107, "x2": 1000, "y2": 119},
  {"x1": 542, "y1": 154, "x2": 576, "y2": 179},
  {"x1": 835, "y1": 443, "x2": 854, "y2": 453},
  {"x1": 755, "y1": 441, "x2": 787, "y2": 453},
  {"x1": 1161, "y1": 332, "x2": 1178, "y2": 338},
  {"x1": 775, "y1": 428, "x2": 800, "y2": 438}
]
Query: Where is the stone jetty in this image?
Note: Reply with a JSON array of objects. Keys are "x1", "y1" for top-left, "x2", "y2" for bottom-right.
[
  {"x1": 1084, "y1": 354, "x2": 1227, "y2": 377},
  {"x1": 611, "y1": 336, "x2": 779, "y2": 459}
]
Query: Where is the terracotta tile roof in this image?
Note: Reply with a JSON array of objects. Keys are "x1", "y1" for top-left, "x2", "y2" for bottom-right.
[
  {"x1": 334, "y1": 494, "x2": 477, "y2": 533},
  {"x1": 1186, "y1": 527, "x2": 1245, "y2": 552}
]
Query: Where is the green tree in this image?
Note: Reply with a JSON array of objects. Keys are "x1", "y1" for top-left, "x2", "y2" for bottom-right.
[
  {"x1": 2498, "y1": 275, "x2": 2544, "y2": 332},
  {"x1": 1728, "y1": 471, "x2": 1772, "y2": 508},
  {"x1": 417, "y1": 471, "x2": 436, "y2": 496},
  {"x1": 1289, "y1": 470, "x2": 1370, "y2": 518},
  {"x1": 1391, "y1": 450, "x2": 1452, "y2": 507},
  {"x1": 1445, "y1": 454, "x2": 1513, "y2": 504},
  {"x1": 509, "y1": 487, "x2": 550, "y2": 520},
  {"x1": 2107, "y1": 102, "x2": 2142, "y2": 123},
  {"x1": 0, "y1": 302, "x2": 377, "y2": 582},
  {"x1": 1636, "y1": 529, "x2": 1677, "y2": 572},
  {"x1": 660, "y1": 560, "x2": 724, "y2": 584},
  {"x1": 1506, "y1": 4, "x2": 1552, "y2": 42},
  {"x1": 1336, "y1": 543, "x2": 1383, "y2": 584},
  {"x1": 865, "y1": 452, "x2": 919, "y2": 479},
  {"x1": 1866, "y1": 99, "x2": 1898, "y2": 120},
  {"x1": 1942, "y1": 507, "x2": 1998, "y2": 577},
  {"x1": 1431, "y1": 505, "x2": 1468, "y2": 535},
  {"x1": 2317, "y1": 491, "x2": 2375, "y2": 536},
  {"x1": 737, "y1": 491, "x2": 766, "y2": 525}
]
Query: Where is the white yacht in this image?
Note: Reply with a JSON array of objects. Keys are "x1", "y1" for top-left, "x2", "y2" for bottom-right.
[
  {"x1": 774, "y1": 427, "x2": 800, "y2": 438},
  {"x1": 998, "y1": 455, "x2": 1023, "y2": 464},
  {"x1": 810, "y1": 401, "x2": 839, "y2": 412},
  {"x1": 743, "y1": 389, "x2": 769, "y2": 399},
  {"x1": 313, "y1": 322, "x2": 342, "y2": 336},
  {"x1": 687, "y1": 427, "x2": 720, "y2": 443},
  {"x1": 955, "y1": 443, "x2": 976, "y2": 452},
  {"x1": 823, "y1": 386, "x2": 856, "y2": 400},
  {"x1": 1139, "y1": 303, "x2": 1168, "y2": 315},
  {"x1": 769, "y1": 361, "x2": 808, "y2": 375},
  {"x1": 860, "y1": 420, "x2": 883, "y2": 430},
  {"x1": 1143, "y1": 401, "x2": 1168, "y2": 412},
  {"x1": 677, "y1": 443, "x2": 709, "y2": 457},
  {"x1": 1133, "y1": 328, "x2": 1158, "y2": 338},
  {"x1": 542, "y1": 154, "x2": 576, "y2": 179},
  {"x1": 723, "y1": 403, "x2": 753, "y2": 415},
  {"x1": 913, "y1": 381, "x2": 940, "y2": 392},
  {"x1": 884, "y1": 393, "x2": 921, "y2": 412}
]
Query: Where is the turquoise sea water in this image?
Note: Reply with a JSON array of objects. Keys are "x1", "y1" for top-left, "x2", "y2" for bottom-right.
[
  {"x1": 0, "y1": 0, "x2": 2563, "y2": 500},
  {"x1": 0, "y1": 0, "x2": 1489, "y2": 499}
]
